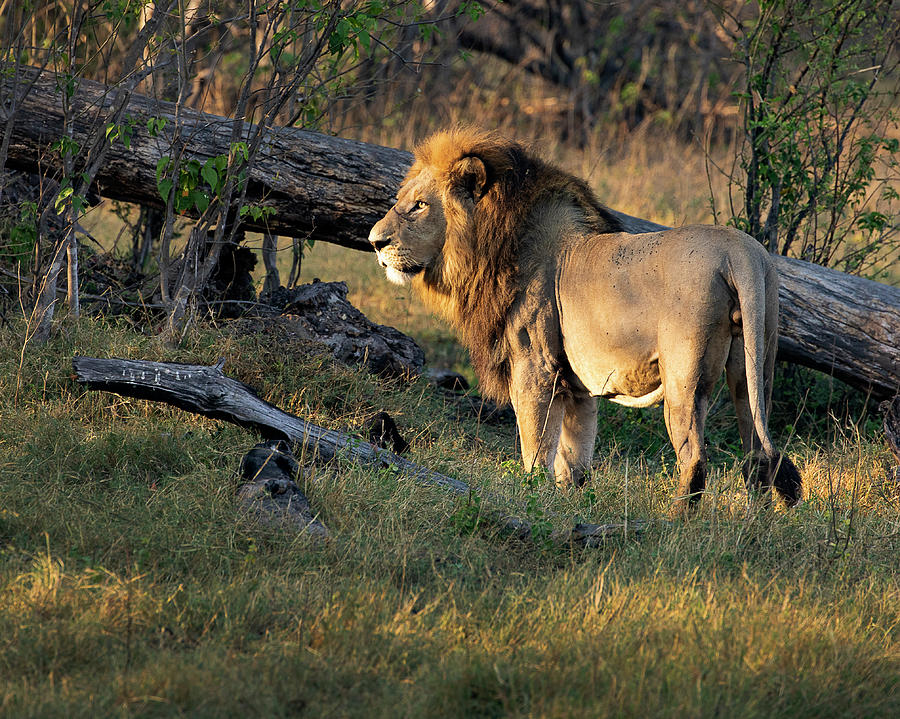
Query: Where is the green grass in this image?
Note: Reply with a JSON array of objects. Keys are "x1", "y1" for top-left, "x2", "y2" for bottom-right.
[{"x1": 1, "y1": 311, "x2": 899, "y2": 717}]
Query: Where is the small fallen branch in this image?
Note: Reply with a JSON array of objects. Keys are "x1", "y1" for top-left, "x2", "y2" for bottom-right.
[{"x1": 72, "y1": 356, "x2": 651, "y2": 545}]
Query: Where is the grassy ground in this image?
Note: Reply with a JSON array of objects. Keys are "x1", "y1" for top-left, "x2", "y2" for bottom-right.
[
  {"x1": 1, "y1": 307, "x2": 898, "y2": 717},
  {"x1": 5, "y1": 122, "x2": 900, "y2": 716}
]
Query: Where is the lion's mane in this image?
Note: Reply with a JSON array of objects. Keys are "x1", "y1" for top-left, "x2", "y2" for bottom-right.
[{"x1": 410, "y1": 128, "x2": 623, "y2": 402}]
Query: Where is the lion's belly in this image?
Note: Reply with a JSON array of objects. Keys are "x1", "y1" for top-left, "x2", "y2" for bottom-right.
[
  {"x1": 556, "y1": 242, "x2": 664, "y2": 404},
  {"x1": 563, "y1": 330, "x2": 662, "y2": 403}
]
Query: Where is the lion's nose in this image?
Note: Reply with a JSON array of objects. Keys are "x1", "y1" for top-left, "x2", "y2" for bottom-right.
[{"x1": 369, "y1": 231, "x2": 392, "y2": 251}]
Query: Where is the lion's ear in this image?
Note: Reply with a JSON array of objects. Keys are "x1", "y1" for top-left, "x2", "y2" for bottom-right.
[{"x1": 451, "y1": 155, "x2": 488, "y2": 202}]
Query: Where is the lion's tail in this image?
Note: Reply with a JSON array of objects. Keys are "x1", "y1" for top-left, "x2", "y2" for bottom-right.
[
  {"x1": 731, "y1": 240, "x2": 803, "y2": 505},
  {"x1": 731, "y1": 243, "x2": 778, "y2": 460}
]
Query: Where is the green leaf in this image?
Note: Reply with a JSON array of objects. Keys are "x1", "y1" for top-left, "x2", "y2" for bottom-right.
[
  {"x1": 157, "y1": 178, "x2": 173, "y2": 201},
  {"x1": 230, "y1": 142, "x2": 249, "y2": 162},
  {"x1": 54, "y1": 186, "x2": 74, "y2": 215},
  {"x1": 858, "y1": 211, "x2": 888, "y2": 233},
  {"x1": 201, "y1": 160, "x2": 219, "y2": 191},
  {"x1": 156, "y1": 156, "x2": 171, "y2": 180},
  {"x1": 328, "y1": 17, "x2": 351, "y2": 55},
  {"x1": 357, "y1": 28, "x2": 370, "y2": 52},
  {"x1": 186, "y1": 160, "x2": 201, "y2": 181},
  {"x1": 193, "y1": 190, "x2": 210, "y2": 214}
]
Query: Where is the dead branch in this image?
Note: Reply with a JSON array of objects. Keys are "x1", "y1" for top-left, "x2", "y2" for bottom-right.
[{"x1": 71, "y1": 355, "x2": 645, "y2": 545}]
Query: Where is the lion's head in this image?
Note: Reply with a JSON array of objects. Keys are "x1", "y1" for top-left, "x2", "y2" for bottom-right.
[
  {"x1": 368, "y1": 128, "x2": 527, "y2": 287},
  {"x1": 369, "y1": 127, "x2": 622, "y2": 400},
  {"x1": 367, "y1": 164, "x2": 447, "y2": 286}
]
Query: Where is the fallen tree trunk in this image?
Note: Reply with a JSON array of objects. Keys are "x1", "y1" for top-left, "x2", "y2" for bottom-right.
[
  {"x1": 2, "y1": 65, "x2": 405, "y2": 251},
  {"x1": 72, "y1": 356, "x2": 647, "y2": 545},
  {"x1": 5, "y1": 65, "x2": 899, "y2": 398}
]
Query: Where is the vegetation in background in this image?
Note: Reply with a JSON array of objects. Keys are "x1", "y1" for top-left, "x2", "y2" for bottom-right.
[
  {"x1": 0, "y1": 0, "x2": 470, "y2": 342},
  {"x1": 712, "y1": 0, "x2": 900, "y2": 275}
]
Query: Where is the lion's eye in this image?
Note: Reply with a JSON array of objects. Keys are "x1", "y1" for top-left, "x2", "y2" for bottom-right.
[{"x1": 413, "y1": 200, "x2": 428, "y2": 211}]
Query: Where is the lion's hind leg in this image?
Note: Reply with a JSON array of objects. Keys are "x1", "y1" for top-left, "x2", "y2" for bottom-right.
[
  {"x1": 659, "y1": 361, "x2": 717, "y2": 515},
  {"x1": 660, "y1": 318, "x2": 732, "y2": 516},
  {"x1": 662, "y1": 388, "x2": 710, "y2": 516}
]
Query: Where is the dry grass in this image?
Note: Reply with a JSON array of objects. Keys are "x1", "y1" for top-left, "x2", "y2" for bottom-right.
[
  {"x1": 7, "y1": 96, "x2": 899, "y2": 715},
  {"x1": 0, "y1": 309, "x2": 898, "y2": 717}
]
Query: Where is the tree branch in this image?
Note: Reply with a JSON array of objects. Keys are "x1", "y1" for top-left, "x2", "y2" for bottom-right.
[{"x1": 72, "y1": 356, "x2": 647, "y2": 545}]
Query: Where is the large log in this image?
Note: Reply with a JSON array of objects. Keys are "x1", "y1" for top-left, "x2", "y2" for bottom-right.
[
  {"x1": 2, "y1": 65, "x2": 406, "y2": 251},
  {"x1": 72, "y1": 356, "x2": 648, "y2": 545},
  {"x1": 4, "y1": 65, "x2": 899, "y2": 399}
]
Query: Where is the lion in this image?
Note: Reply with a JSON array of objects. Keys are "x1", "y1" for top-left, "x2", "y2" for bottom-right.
[{"x1": 368, "y1": 128, "x2": 802, "y2": 511}]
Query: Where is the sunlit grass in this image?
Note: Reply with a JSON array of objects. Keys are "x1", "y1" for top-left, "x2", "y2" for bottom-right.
[
  {"x1": 11, "y1": 115, "x2": 899, "y2": 716},
  {"x1": 1, "y1": 312, "x2": 898, "y2": 716}
]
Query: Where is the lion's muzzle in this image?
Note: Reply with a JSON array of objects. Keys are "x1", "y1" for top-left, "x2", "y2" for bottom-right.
[{"x1": 368, "y1": 226, "x2": 392, "y2": 252}]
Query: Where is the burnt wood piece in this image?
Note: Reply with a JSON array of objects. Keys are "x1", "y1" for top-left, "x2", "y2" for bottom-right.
[
  {"x1": 6, "y1": 65, "x2": 897, "y2": 398},
  {"x1": 71, "y1": 355, "x2": 644, "y2": 544},
  {"x1": 238, "y1": 440, "x2": 328, "y2": 537},
  {"x1": 364, "y1": 411, "x2": 410, "y2": 455},
  {"x1": 426, "y1": 368, "x2": 515, "y2": 425},
  {"x1": 256, "y1": 281, "x2": 425, "y2": 377},
  {"x1": 426, "y1": 368, "x2": 470, "y2": 392}
]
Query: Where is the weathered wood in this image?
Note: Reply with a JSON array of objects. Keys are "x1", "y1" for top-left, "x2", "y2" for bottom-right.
[
  {"x1": 5, "y1": 64, "x2": 898, "y2": 398},
  {"x1": 72, "y1": 355, "x2": 644, "y2": 544},
  {"x1": 775, "y1": 257, "x2": 899, "y2": 398},
  {"x1": 2, "y1": 65, "x2": 409, "y2": 251},
  {"x1": 238, "y1": 440, "x2": 329, "y2": 537},
  {"x1": 252, "y1": 281, "x2": 425, "y2": 377}
]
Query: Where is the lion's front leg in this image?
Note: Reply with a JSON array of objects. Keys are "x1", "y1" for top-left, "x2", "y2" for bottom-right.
[
  {"x1": 554, "y1": 395, "x2": 598, "y2": 488},
  {"x1": 509, "y1": 362, "x2": 565, "y2": 485}
]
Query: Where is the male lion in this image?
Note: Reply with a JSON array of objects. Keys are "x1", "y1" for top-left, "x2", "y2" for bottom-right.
[{"x1": 369, "y1": 128, "x2": 801, "y2": 511}]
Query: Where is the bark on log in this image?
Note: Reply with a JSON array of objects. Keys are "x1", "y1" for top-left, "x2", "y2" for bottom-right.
[
  {"x1": 5, "y1": 65, "x2": 898, "y2": 398},
  {"x1": 72, "y1": 356, "x2": 646, "y2": 545},
  {"x1": 2, "y1": 65, "x2": 407, "y2": 251}
]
